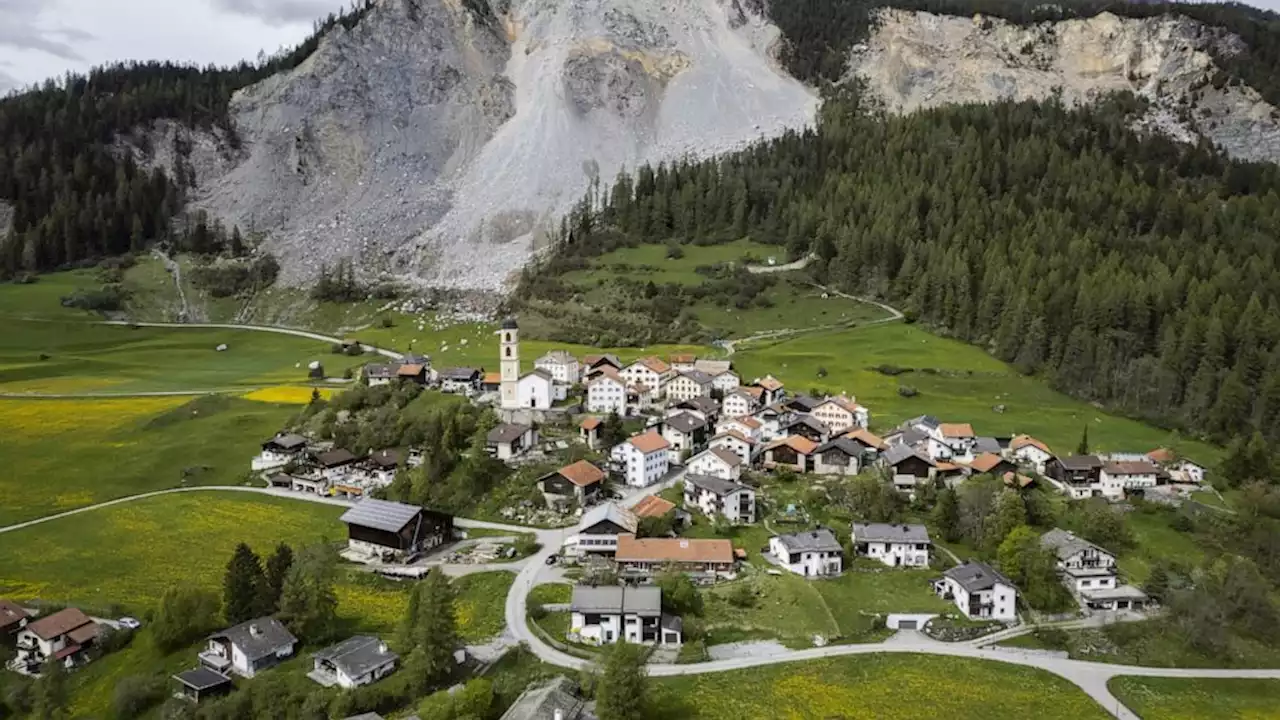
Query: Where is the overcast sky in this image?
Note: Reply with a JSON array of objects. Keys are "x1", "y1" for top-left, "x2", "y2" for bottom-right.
[{"x1": 2, "y1": 0, "x2": 1280, "y2": 94}]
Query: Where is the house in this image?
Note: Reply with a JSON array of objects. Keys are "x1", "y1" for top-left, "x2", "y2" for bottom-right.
[
  {"x1": 516, "y1": 369, "x2": 557, "y2": 409},
  {"x1": 570, "y1": 503, "x2": 638, "y2": 556},
  {"x1": 675, "y1": 396, "x2": 721, "y2": 421},
  {"x1": 882, "y1": 444, "x2": 936, "y2": 492},
  {"x1": 0, "y1": 599, "x2": 30, "y2": 642},
  {"x1": 583, "y1": 354, "x2": 623, "y2": 380},
  {"x1": 782, "y1": 415, "x2": 831, "y2": 444},
  {"x1": 534, "y1": 350, "x2": 582, "y2": 385},
  {"x1": 665, "y1": 369, "x2": 714, "y2": 402},
  {"x1": 812, "y1": 438, "x2": 865, "y2": 476},
  {"x1": 396, "y1": 362, "x2": 429, "y2": 385},
  {"x1": 487, "y1": 423, "x2": 538, "y2": 461},
  {"x1": 709, "y1": 431, "x2": 755, "y2": 466},
  {"x1": 1009, "y1": 435, "x2": 1055, "y2": 473},
  {"x1": 364, "y1": 449, "x2": 402, "y2": 486},
  {"x1": 312, "y1": 448, "x2": 362, "y2": 483},
  {"x1": 843, "y1": 428, "x2": 888, "y2": 453},
  {"x1": 850, "y1": 523, "x2": 931, "y2": 567},
  {"x1": 711, "y1": 369, "x2": 740, "y2": 392},
  {"x1": 586, "y1": 368, "x2": 628, "y2": 415},
  {"x1": 694, "y1": 358, "x2": 732, "y2": 376},
  {"x1": 683, "y1": 474, "x2": 755, "y2": 524},
  {"x1": 882, "y1": 425, "x2": 929, "y2": 450},
  {"x1": 1048, "y1": 455, "x2": 1103, "y2": 498},
  {"x1": 783, "y1": 394, "x2": 822, "y2": 414},
  {"x1": 538, "y1": 460, "x2": 607, "y2": 506},
  {"x1": 253, "y1": 432, "x2": 308, "y2": 472},
  {"x1": 1040, "y1": 528, "x2": 1148, "y2": 611},
  {"x1": 309, "y1": 635, "x2": 398, "y2": 689},
  {"x1": 1100, "y1": 460, "x2": 1160, "y2": 500},
  {"x1": 686, "y1": 447, "x2": 743, "y2": 481},
  {"x1": 631, "y1": 495, "x2": 690, "y2": 528},
  {"x1": 936, "y1": 422, "x2": 978, "y2": 460},
  {"x1": 481, "y1": 371, "x2": 502, "y2": 393},
  {"x1": 611, "y1": 431, "x2": 671, "y2": 487},
  {"x1": 13, "y1": 608, "x2": 99, "y2": 672},
  {"x1": 1147, "y1": 448, "x2": 1206, "y2": 484},
  {"x1": 438, "y1": 367, "x2": 482, "y2": 394},
  {"x1": 768, "y1": 528, "x2": 843, "y2": 577},
  {"x1": 751, "y1": 375, "x2": 785, "y2": 405},
  {"x1": 199, "y1": 617, "x2": 297, "y2": 678},
  {"x1": 363, "y1": 364, "x2": 397, "y2": 387},
  {"x1": 751, "y1": 403, "x2": 788, "y2": 441},
  {"x1": 669, "y1": 353, "x2": 698, "y2": 371},
  {"x1": 173, "y1": 667, "x2": 233, "y2": 703},
  {"x1": 810, "y1": 396, "x2": 868, "y2": 433},
  {"x1": 620, "y1": 357, "x2": 671, "y2": 393},
  {"x1": 615, "y1": 535, "x2": 735, "y2": 581},
  {"x1": 289, "y1": 474, "x2": 329, "y2": 495},
  {"x1": 580, "y1": 416, "x2": 602, "y2": 449},
  {"x1": 722, "y1": 388, "x2": 758, "y2": 418},
  {"x1": 968, "y1": 452, "x2": 1018, "y2": 477},
  {"x1": 661, "y1": 412, "x2": 709, "y2": 464},
  {"x1": 762, "y1": 435, "x2": 818, "y2": 473},
  {"x1": 932, "y1": 562, "x2": 1018, "y2": 621},
  {"x1": 716, "y1": 415, "x2": 761, "y2": 441},
  {"x1": 340, "y1": 499, "x2": 454, "y2": 562},
  {"x1": 570, "y1": 586, "x2": 682, "y2": 646},
  {"x1": 498, "y1": 676, "x2": 589, "y2": 720}
]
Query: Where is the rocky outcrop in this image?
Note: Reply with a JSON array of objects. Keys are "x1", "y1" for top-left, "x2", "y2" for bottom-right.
[
  {"x1": 849, "y1": 9, "x2": 1280, "y2": 164},
  {"x1": 0, "y1": 201, "x2": 11, "y2": 244}
]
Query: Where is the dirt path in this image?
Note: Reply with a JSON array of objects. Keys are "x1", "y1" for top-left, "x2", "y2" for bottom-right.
[
  {"x1": 745, "y1": 254, "x2": 814, "y2": 274},
  {"x1": 99, "y1": 320, "x2": 403, "y2": 360},
  {"x1": 152, "y1": 248, "x2": 192, "y2": 322},
  {"x1": 719, "y1": 285, "x2": 904, "y2": 356}
]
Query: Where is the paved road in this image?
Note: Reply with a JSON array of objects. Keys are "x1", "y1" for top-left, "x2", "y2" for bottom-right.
[
  {"x1": 0, "y1": 387, "x2": 269, "y2": 399},
  {"x1": 99, "y1": 320, "x2": 403, "y2": 360}
]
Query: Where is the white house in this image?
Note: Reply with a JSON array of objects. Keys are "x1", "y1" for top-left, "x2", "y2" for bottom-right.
[
  {"x1": 752, "y1": 375, "x2": 785, "y2": 406},
  {"x1": 851, "y1": 523, "x2": 931, "y2": 567},
  {"x1": 12, "y1": 608, "x2": 100, "y2": 672},
  {"x1": 683, "y1": 474, "x2": 755, "y2": 524},
  {"x1": 516, "y1": 369, "x2": 556, "y2": 409},
  {"x1": 363, "y1": 364, "x2": 397, "y2": 387},
  {"x1": 810, "y1": 396, "x2": 867, "y2": 434},
  {"x1": 664, "y1": 370, "x2": 714, "y2": 402},
  {"x1": 685, "y1": 447, "x2": 743, "y2": 481},
  {"x1": 611, "y1": 431, "x2": 671, "y2": 487},
  {"x1": 661, "y1": 413, "x2": 708, "y2": 464},
  {"x1": 253, "y1": 433, "x2": 308, "y2": 472},
  {"x1": 1009, "y1": 434, "x2": 1055, "y2": 474},
  {"x1": 1148, "y1": 448, "x2": 1206, "y2": 484},
  {"x1": 812, "y1": 438, "x2": 864, "y2": 476},
  {"x1": 200, "y1": 617, "x2": 298, "y2": 678},
  {"x1": 534, "y1": 350, "x2": 581, "y2": 385},
  {"x1": 716, "y1": 415, "x2": 761, "y2": 441},
  {"x1": 711, "y1": 369, "x2": 740, "y2": 392},
  {"x1": 438, "y1": 367, "x2": 482, "y2": 395},
  {"x1": 752, "y1": 404, "x2": 788, "y2": 441},
  {"x1": 569, "y1": 503, "x2": 638, "y2": 556},
  {"x1": 1099, "y1": 460, "x2": 1160, "y2": 500},
  {"x1": 768, "y1": 528, "x2": 843, "y2": 577},
  {"x1": 669, "y1": 354, "x2": 698, "y2": 372},
  {"x1": 587, "y1": 369, "x2": 628, "y2": 415},
  {"x1": 933, "y1": 562, "x2": 1018, "y2": 621},
  {"x1": 1039, "y1": 528, "x2": 1148, "y2": 611},
  {"x1": 621, "y1": 357, "x2": 671, "y2": 393},
  {"x1": 310, "y1": 635, "x2": 398, "y2": 689},
  {"x1": 486, "y1": 423, "x2": 538, "y2": 461},
  {"x1": 721, "y1": 388, "x2": 759, "y2": 418},
  {"x1": 709, "y1": 431, "x2": 755, "y2": 466},
  {"x1": 570, "y1": 585, "x2": 681, "y2": 646}
]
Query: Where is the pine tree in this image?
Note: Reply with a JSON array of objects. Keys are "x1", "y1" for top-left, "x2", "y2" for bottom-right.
[
  {"x1": 595, "y1": 642, "x2": 649, "y2": 720},
  {"x1": 402, "y1": 571, "x2": 459, "y2": 691},
  {"x1": 263, "y1": 542, "x2": 295, "y2": 613},
  {"x1": 223, "y1": 543, "x2": 268, "y2": 625},
  {"x1": 1076, "y1": 426, "x2": 1090, "y2": 455},
  {"x1": 278, "y1": 544, "x2": 338, "y2": 644},
  {"x1": 1144, "y1": 563, "x2": 1170, "y2": 604},
  {"x1": 932, "y1": 487, "x2": 961, "y2": 543},
  {"x1": 985, "y1": 489, "x2": 1028, "y2": 551}
]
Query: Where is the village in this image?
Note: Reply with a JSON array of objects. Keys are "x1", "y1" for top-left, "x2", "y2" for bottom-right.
[{"x1": 0, "y1": 317, "x2": 1219, "y2": 720}]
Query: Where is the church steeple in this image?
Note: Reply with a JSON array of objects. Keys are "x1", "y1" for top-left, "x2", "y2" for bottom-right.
[{"x1": 499, "y1": 317, "x2": 519, "y2": 410}]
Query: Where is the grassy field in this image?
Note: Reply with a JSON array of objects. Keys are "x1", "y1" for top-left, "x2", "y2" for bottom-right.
[
  {"x1": 814, "y1": 570, "x2": 952, "y2": 637},
  {"x1": 654, "y1": 653, "x2": 1111, "y2": 719},
  {"x1": 529, "y1": 583, "x2": 572, "y2": 605},
  {"x1": 734, "y1": 323, "x2": 1220, "y2": 465},
  {"x1": 693, "y1": 283, "x2": 890, "y2": 339},
  {"x1": 1108, "y1": 677, "x2": 1280, "y2": 719},
  {"x1": 1119, "y1": 509, "x2": 1207, "y2": 584},
  {"x1": 0, "y1": 395, "x2": 299, "y2": 526},
  {"x1": 703, "y1": 573, "x2": 839, "y2": 645},
  {"x1": 561, "y1": 239, "x2": 785, "y2": 286}
]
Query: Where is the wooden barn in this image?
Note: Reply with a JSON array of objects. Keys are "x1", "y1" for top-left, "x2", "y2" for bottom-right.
[{"x1": 339, "y1": 499, "x2": 453, "y2": 562}]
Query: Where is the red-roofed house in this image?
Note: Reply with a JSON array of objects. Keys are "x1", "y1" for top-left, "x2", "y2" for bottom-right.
[{"x1": 611, "y1": 432, "x2": 671, "y2": 487}]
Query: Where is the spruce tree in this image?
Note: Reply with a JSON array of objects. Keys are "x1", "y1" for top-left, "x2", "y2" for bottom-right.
[
  {"x1": 596, "y1": 642, "x2": 648, "y2": 720},
  {"x1": 278, "y1": 545, "x2": 338, "y2": 644},
  {"x1": 1076, "y1": 426, "x2": 1090, "y2": 456},
  {"x1": 403, "y1": 571, "x2": 459, "y2": 690},
  {"x1": 932, "y1": 487, "x2": 961, "y2": 543},
  {"x1": 263, "y1": 542, "x2": 295, "y2": 613},
  {"x1": 223, "y1": 543, "x2": 268, "y2": 625}
]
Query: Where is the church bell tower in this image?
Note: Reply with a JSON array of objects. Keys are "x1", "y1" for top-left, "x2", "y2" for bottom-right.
[{"x1": 499, "y1": 317, "x2": 520, "y2": 410}]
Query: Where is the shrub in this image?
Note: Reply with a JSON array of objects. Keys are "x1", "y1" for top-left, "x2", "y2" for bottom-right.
[
  {"x1": 379, "y1": 315, "x2": 394, "y2": 328},
  {"x1": 665, "y1": 244, "x2": 685, "y2": 259},
  {"x1": 529, "y1": 602, "x2": 547, "y2": 620},
  {"x1": 61, "y1": 284, "x2": 128, "y2": 312},
  {"x1": 816, "y1": 366, "x2": 828, "y2": 378},
  {"x1": 898, "y1": 385, "x2": 919, "y2": 398},
  {"x1": 111, "y1": 676, "x2": 167, "y2": 719}
]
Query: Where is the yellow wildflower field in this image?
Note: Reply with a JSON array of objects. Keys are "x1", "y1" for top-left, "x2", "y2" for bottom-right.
[
  {"x1": 0, "y1": 375, "x2": 125, "y2": 394},
  {"x1": 241, "y1": 385, "x2": 336, "y2": 404},
  {"x1": 1109, "y1": 677, "x2": 1280, "y2": 720},
  {"x1": 0, "y1": 396, "x2": 187, "y2": 440}
]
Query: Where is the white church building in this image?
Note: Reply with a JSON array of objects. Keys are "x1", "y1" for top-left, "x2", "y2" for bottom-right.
[{"x1": 499, "y1": 318, "x2": 566, "y2": 418}]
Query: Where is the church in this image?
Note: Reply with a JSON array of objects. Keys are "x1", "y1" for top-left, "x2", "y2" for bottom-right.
[{"x1": 498, "y1": 318, "x2": 567, "y2": 414}]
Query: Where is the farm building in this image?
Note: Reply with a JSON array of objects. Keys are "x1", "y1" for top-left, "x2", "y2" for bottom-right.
[{"x1": 340, "y1": 499, "x2": 454, "y2": 562}]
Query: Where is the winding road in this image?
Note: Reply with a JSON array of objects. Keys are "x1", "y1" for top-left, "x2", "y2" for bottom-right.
[{"x1": 99, "y1": 320, "x2": 404, "y2": 360}]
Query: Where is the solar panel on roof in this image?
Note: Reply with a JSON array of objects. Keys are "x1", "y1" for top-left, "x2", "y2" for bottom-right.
[{"x1": 339, "y1": 499, "x2": 422, "y2": 533}]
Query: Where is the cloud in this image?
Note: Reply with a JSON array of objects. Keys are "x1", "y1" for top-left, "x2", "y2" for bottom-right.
[
  {"x1": 0, "y1": 0, "x2": 93, "y2": 61},
  {"x1": 211, "y1": 0, "x2": 344, "y2": 25}
]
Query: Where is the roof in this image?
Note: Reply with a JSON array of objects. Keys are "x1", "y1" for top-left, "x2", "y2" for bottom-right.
[
  {"x1": 882, "y1": 444, "x2": 934, "y2": 467},
  {"x1": 24, "y1": 608, "x2": 94, "y2": 641},
  {"x1": 570, "y1": 585, "x2": 661, "y2": 616},
  {"x1": 968, "y1": 453, "x2": 1010, "y2": 473},
  {"x1": 488, "y1": 423, "x2": 532, "y2": 445},
  {"x1": 702, "y1": 447, "x2": 743, "y2": 468},
  {"x1": 369, "y1": 449, "x2": 402, "y2": 469},
  {"x1": 439, "y1": 367, "x2": 480, "y2": 381},
  {"x1": 343, "y1": 714, "x2": 386, "y2": 720},
  {"x1": 712, "y1": 430, "x2": 755, "y2": 446},
  {"x1": 785, "y1": 414, "x2": 830, "y2": 434},
  {"x1": 972, "y1": 436, "x2": 1002, "y2": 454},
  {"x1": 665, "y1": 413, "x2": 707, "y2": 434},
  {"x1": 678, "y1": 396, "x2": 720, "y2": 415},
  {"x1": 815, "y1": 395, "x2": 861, "y2": 414},
  {"x1": 520, "y1": 369, "x2": 554, "y2": 383},
  {"x1": 483, "y1": 371, "x2": 501, "y2": 385},
  {"x1": 313, "y1": 635, "x2": 398, "y2": 678},
  {"x1": 265, "y1": 433, "x2": 307, "y2": 450},
  {"x1": 755, "y1": 375, "x2": 784, "y2": 391},
  {"x1": 944, "y1": 561, "x2": 1015, "y2": 593},
  {"x1": 724, "y1": 415, "x2": 762, "y2": 430},
  {"x1": 501, "y1": 317, "x2": 519, "y2": 330},
  {"x1": 1103, "y1": 460, "x2": 1159, "y2": 476},
  {"x1": 1011, "y1": 434, "x2": 1052, "y2": 455},
  {"x1": 678, "y1": 369, "x2": 714, "y2": 385},
  {"x1": 401, "y1": 353, "x2": 430, "y2": 365},
  {"x1": 0, "y1": 599, "x2": 30, "y2": 630},
  {"x1": 773, "y1": 528, "x2": 843, "y2": 554},
  {"x1": 633, "y1": 356, "x2": 670, "y2": 374},
  {"x1": 738, "y1": 386, "x2": 764, "y2": 400},
  {"x1": 626, "y1": 431, "x2": 670, "y2": 454},
  {"x1": 615, "y1": 535, "x2": 734, "y2": 565},
  {"x1": 556, "y1": 460, "x2": 607, "y2": 488},
  {"x1": 397, "y1": 364, "x2": 426, "y2": 377},
  {"x1": 786, "y1": 395, "x2": 822, "y2": 412},
  {"x1": 814, "y1": 437, "x2": 866, "y2": 458},
  {"x1": 589, "y1": 367, "x2": 625, "y2": 386},
  {"x1": 316, "y1": 448, "x2": 358, "y2": 467},
  {"x1": 631, "y1": 495, "x2": 676, "y2": 518},
  {"x1": 537, "y1": 350, "x2": 578, "y2": 364},
  {"x1": 173, "y1": 667, "x2": 232, "y2": 691},
  {"x1": 1058, "y1": 455, "x2": 1102, "y2": 470},
  {"x1": 1003, "y1": 471, "x2": 1035, "y2": 489},
  {"x1": 669, "y1": 354, "x2": 697, "y2": 364},
  {"x1": 584, "y1": 353, "x2": 622, "y2": 369},
  {"x1": 580, "y1": 416, "x2": 602, "y2": 431},
  {"x1": 1146, "y1": 447, "x2": 1175, "y2": 464},
  {"x1": 340, "y1": 499, "x2": 424, "y2": 533},
  {"x1": 844, "y1": 428, "x2": 887, "y2": 450},
  {"x1": 209, "y1": 616, "x2": 297, "y2": 662},
  {"x1": 67, "y1": 623, "x2": 100, "y2": 645},
  {"x1": 579, "y1": 503, "x2": 638, "y2": 534},
  {"x1": 685, "y1": 473, "x2": 750, "y2": 497},
  {"x1": 498, "y1": 676, "x2": 586, "y2": 720},
  {"x1": 1039, "y1": 528, "x2": 1112, "y2": 561},
  {"x1": 764, "y1": 435, "x2": 819, "y2": 455},
  {"x1": 891, "y1": 427, "x2": 930, "y2": 448},
  {"x1": 852, "y1": 523, "x2": 931, "y2": 545},
  {"x1": 694, "y1": 359, "x2": 733, "y2": 375},
  {"x1": 364, "y1": 364, "x2": 396, "y2": 379},
  {"x1": 908, "y1": 415, "x2": 940, "y2": 429},
  {"x1": 939, "y1": 422, "x2": 975, "y2": 438}
]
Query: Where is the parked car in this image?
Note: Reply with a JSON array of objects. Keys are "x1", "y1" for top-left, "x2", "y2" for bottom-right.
[
  {"x1": 544, "y1": 554, "x2": 558, "y2": 565},
  {"x1": 118, "y1": 617, "x2": 142, "y2": 630}
]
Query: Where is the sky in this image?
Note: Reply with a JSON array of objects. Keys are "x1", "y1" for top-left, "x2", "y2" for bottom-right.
[{"x1": 2, "y1": 0, "x2": 1280, "y2": 94}]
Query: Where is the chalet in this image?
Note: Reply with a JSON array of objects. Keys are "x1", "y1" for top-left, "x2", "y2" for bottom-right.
[
  {"x1": 669, "y1": 353, "x2": 698, "y2": 371},
  {"x1": 538, "y1": 460, "x2": 607, "y2": 506},
  {"x1": 481, "y1": 371, "x2": 502, "y2": 393},
  {"x1": 340, "y1": 499, "x2": 454, "y2": 562},
  {"x1": 253, "y1": 432, "x2": 308, "y2": 472},
  {"x1": 438, "y1": 367, "x2": 481, "y2": 395},
  {"x1": 881, "y1": 445, "x2": 936, "y2": 491},
  {"x1": 534, "y1": 350, "x2": 581, "y2": 385},
  {"x1": 587, "y1": 368, "x2": 628, "y2": 415},
  {"x1": 570, "y1": 586, "x2": 682, "y2": 646},
  {"x1": 722, "y1": 388, "x2": 759, "y2": 418},
  {"x1": 1048, "y1": 455, "x2": 1104, "y2": 499},
  {"x1": 665, "y1": 369, "x2": 714, "y2": 402},
  {"x1": 1100, "y1": 460, "x2": 1161, "y2": 499},
  {"x1": 363, "y1": 364, "x2": 397, "y2": 387},
  {"x1": 709, "y1": 431, "x2": 755, "y2": 466},
  {"x1": 611, "y1": 431, "x2": 671, "y2": 487},
  {"x1": 498, "y1": 676, "x2": 589, "y2": 720},
  {"x1": 621, "y1": 357, "x2": 671, "y2": 392},
  {"x1": 0, "y1": 599, "x2": 30, "y2": 642},
  {"x1": 711, "y1": 369, "x2": 740, "y2": 392},
  {"x1": 13, "y1": 608, "x2": 99, "y2": 672},
  {"x1": 1148, "y1": 448, "x2": 1206, "y2": 484},
  {"x1": 312, "y1": 448, "x2": 362, "y2": 483},
  {"x1": 967, "y1": 452, "x2": 1018, "y2": 477},
  {"x1": 1009, "y1": 434, "x2": 1055, "y2": 473},
  {"x1": 810, "y1": 396, "x2": 868, "y2": 433},
  {"x1": 487, "y1": 423, "x2": 538, "y2": 461},
  {"x1": 674, "y1": 396, "x2": 721, "y2": 421},
  {"x1": 933, "y1": 562, "x2": 1018, "y2": 621},
  {"x1": 768, "y1": 528, "x2": 843, "y2": 577},
  {"x1": 851, "y1": 523, "x2": 931, "y2": 567},
  {"x1": 812, "y1": 437, "x2": 865, "y2": 476},
  {"x1": 762, "y1": 435, "x2": 818, "y2": 473},
  {"x1": 684, "y1": 474, "x2": 755, "y2": 524},
  {"x1": 782, "y1": 415, "x2": 831, "y2": 444},
  {"x1": 580, "y1": 416, "x2": 602, "y2": 449},
  {"x1": 686, "y1": 447, "x2": 743, "y2": 481},
  {"x1": 661, "y1": 412, "x2": 709, "y2": 464},
  {"x1": 751, "y1": 375, "x2": 785, "y2": 405},
  {"x1": 200, "y1": 617, "x2": 297, "y2": 678},
  {"x1": 570, "y1": 503, "x2": 638, "y2": 556},
  {"x1": 172, "y1": 667, "x2": 233, "y2": 703},
  {"x1": 1040, "y1": 528, "x2": 1147, "y2": 611},
  {"x1": 396, "y1": 362, "x2": 429, "y2": 385},
  {"x1": 615, "y1": 535, "x2": 735, "y2": 581},
  {"x1": 309, "y1": 635, "x2": 398, "y2": 689},
  {"x1": 364, "y1": 449, "x2": 402, "y2": 486}
]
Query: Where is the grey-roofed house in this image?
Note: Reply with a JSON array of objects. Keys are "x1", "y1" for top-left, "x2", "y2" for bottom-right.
[
  {"x1": 309, "y1": 635, "x2": 398, "y2": 689},
  {"x1": 199, "y1": 617, "x2": 297, "y2": 678},
  {"x1": 438, "y1": 367, "x2": 482, "y2": 394},
  {"x1": 340, "y1": 498, "x2": 454, "y2": 561},
  {"x1": 572, "y1": 503, "x2": 638, "y2": 556},
  {"x1": 813, "y1": 437, "x2": 867, "y2": 476},
  {"x1": 172, "y1": 666, "x2": 232, "y2": 703},
  {"x1": 784, "y1": 394, "x2": 823, "y2": 413},
  {"x1": 487, "y1": 422, "x2": 538, "y2": 461},
  {"x1": 675, "y1": 395, "x2": 721, "y2": 419},
  {"x1": 972, "y1": 436, "x2": 1002, "y2": 455},
  {"x1": 665, "y1": 368, "x2": 715, "y2": 402},
  {"x1": 569, "y1": 585, "x2": 681, "y2": 646},
  {"x1": 851, "y1": 523, "x2": 931, "y2": 567},
  {"x1": 782, "y1": 414, "x2": 831, "y2": 443},
  {"x1": 768, "y1": 528, "x2": 844, "y2": 577},
  {"x1": 881, "y1": 444, "x2": 936, "y2": 490},
  {"x1": 933, "y1": 562, "x2": 1018, "y2": 621},
  {"x1": 364, "y1": 363, "x2": 397, "y2": 386},
  {"x1": 661, "y1": 412, "x2": 709, "y2": 463},
  {"x1": 683, "y1": 473, "x2": 755, "y2": 524},
  {"x1": 499, "y1": 676, "x2": 592, "y2": 720},
  {"x1": 1039, "y1": 529, "x2": 1147, "y2": 611},
  {"x1": 253, "y1": 432, "x2": 309, "y2": 472}
]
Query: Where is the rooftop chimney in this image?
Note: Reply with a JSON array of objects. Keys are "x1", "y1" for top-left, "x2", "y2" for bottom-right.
[
  {"x1": 249, "y1": 624, "x2": 262, "y2": 637},
  {"x1": 555, "y1": 710, "x2": 564, "y2": 720}
]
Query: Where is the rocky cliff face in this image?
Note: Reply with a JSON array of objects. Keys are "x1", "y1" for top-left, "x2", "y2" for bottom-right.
[
  {"x1": 161, "y1": 0, "x2": 816, "y2": 290},
  {"x1": 849, "y1": 9, "x2": 1280, "y2": 164}
]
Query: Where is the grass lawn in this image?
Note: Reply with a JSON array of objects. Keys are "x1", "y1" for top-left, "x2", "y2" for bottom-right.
[
  {"x1": 703, "y1": 573, "x2": 839, "y2": 645},
  {"x1": 692, "y1": 281, "x2": 890, "y2": 339},
  {"x1": 453, "y1": 571, "x2": 516, "y2": 643},
  {"x1": 1119, "y1": 509, "x2": 1206, "y2": 584},
  {"x1": 1108, "y1": 677, "x2": 1280, "y2": 719},
  {"x1": 561, "y1": 239, "x2": 785, "y2": 286},
  {"x1": 653, "y1": 653, "x2": 1111, "y2": 719},
  {"x1": 733, "y1": 323, "x2": 1220, "y2": 465},
  {"x1": 533, "y1": 610, "x2": 572, "y2": 641},
  {"x1": 0, "y1": 394, "x2": 299, "y2": 526},
  {"x1": 814, "y1": 570, "x2": 952, "y2": 639},
  {"x1": 529, "y1": 583, "x2": 573, "y2": 605}
]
